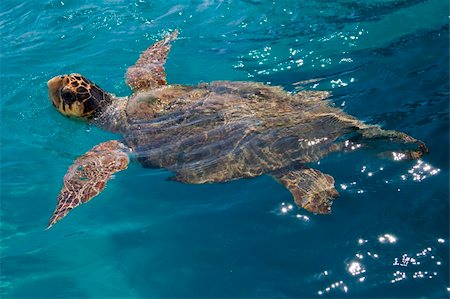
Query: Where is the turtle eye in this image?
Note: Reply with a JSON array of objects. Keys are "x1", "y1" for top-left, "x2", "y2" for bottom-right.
[{"x1": 61, "y1": 90, "x2": 76, "y2": 104}]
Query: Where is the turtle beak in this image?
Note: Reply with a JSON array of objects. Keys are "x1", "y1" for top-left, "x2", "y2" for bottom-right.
[{"x1": 47, "y1": 76, "x2": 64, "y2": 109}]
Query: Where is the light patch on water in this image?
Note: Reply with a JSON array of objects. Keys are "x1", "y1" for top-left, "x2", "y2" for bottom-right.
[
  {"x1": 340, "y1": 181, "x2": 359, "y2": 192},
  {"x1": 339, "y1": 58, "x2": 353, "y2": 63},
  {"x1": 378, "y1": 234, "x2": 397, "y2": 244},
  {"x1": 278, "y1": 202, "x2": 293, "y2": 215},
  {"x1": 388, "y1": 242, "x2": 446, "y2": 283},
  {"x1": 295, "y1": 214, "x2": 310, "y2": 221},
  {"x1": 415, "y1": 247, "x2": 433, "y2": 258},
  {"x1": 305, "y1": 137, "x2": 328, "y2": 147},
  {"x1": 330, "y1": 78, "x2": 348, "y2": 88},
  {"x1": 317, "y1": 280, "x2": 348, "y2": 296},
  {"x1": 347, "y1": 261, "x2": 365, "y2": 276},
  {"x1": 367, "y1": 252, "x2": 379, "y2": 259},
  {"x1": 393, "y1": 254, "x2": 419, "y2": 267},
  {"x1": 404, "y1": 160, "x2": 440, "y2": 182},
  {"x1": 392, "y1": 152, "x2": 406, "y2": 161},
  {"x1": 359, "y1": 166, "x2": 378, "y2": 178},
  {"x1": 351, "y1": 144, "x2": 362, "y2": 150},
  {"x1": 412, "y1": 271, "x2": 438, "y2": 279},
  {"x1": 391, "y1": 270, "x2": 407, "y2": 283},
  {"x1": 319, "y1": 234, "x2": 447, "y2": 296},
  {"x1": 274, "y1": 203, "x2": 313, "y2": 224},
  {"x1": 233, "y1": 61, "x2": 244, "y2": 68}
]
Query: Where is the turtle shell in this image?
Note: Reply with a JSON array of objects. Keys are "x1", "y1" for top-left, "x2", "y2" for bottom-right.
[{"x1": 123, "y1": 81, "x2": 362, "y2": 183}]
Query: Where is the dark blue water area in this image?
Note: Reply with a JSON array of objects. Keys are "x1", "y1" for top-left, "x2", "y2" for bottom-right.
[{"x1": 1, "y1": 0, "x2": 449, "y2": 298}]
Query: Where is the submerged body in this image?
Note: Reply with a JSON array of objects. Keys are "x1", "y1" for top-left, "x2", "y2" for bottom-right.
[
  {"x1": 46, "y1": 30, "x2": 427, "y2": 228},
  {"x1": 120, "y1": 82, "x2": 361, "y2": 183}
]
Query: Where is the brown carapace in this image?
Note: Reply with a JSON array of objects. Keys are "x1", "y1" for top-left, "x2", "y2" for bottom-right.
[{"x1": 46, "y1": 30, "x2": 428, "y2": 229}]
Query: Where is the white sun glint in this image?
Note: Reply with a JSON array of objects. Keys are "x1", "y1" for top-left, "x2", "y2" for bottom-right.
[
  {"x1": 347, "y1": 261, "x2": 365, "y2": 276},
  {"x1": 317, "y1": 280, "x2": 348, "y2": 296},
  {"x1": 378, "y1": 234, "x2": 397, "y2": 244},
  {"x1": 344, "y1": 139, "x2": 361, "y2": 150},
  {"x1": 296, "y1": 214, "x2": 310, "y2": 221},
  {"x1": 305, "y1": 137, "x2": 328, "y2": 147},
  {"x1": 358, "y1": 238, "x2": 367, "y2": 245},
  {"x1": 391, "y1": 271, "x2": 407, "y2": 283},
  {"x1": 405, "y1": 160, "x2": 440, "y2": 182},
  {"x1": 279, "y1": 202, "x2": 293, "y2": 214},
  {"x1": 278, "y1": 203, "x2": 311, "y2": 222},
  {"x1": 330, "y1": 79, "x2": 348, "y2": 88},
  {"x1": 392, "y1": 152, "x2": 406, "y2": 161},
  {"x1": 350, "y1": 237, "x2": 448, "y2": 286}
]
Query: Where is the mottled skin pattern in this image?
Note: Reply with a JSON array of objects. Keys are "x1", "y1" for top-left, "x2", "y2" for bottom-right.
[
  {"x1": 47, "y1": 74, "x2": 112, "y2": 118},
  {"x1": 125, "y1": 30, "x2": 176, "y2": 91},
  {"x1": 47, "y1": 141, "x2": 129, "y2": 228},
  {"x1": 272, "y1": 168, "x2": 339, "y2": 214},
  {"x1": 46, "y1": 30, "x2": 428, "y2": 228}
]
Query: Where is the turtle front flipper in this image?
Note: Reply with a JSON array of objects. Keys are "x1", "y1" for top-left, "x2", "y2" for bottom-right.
[
  {"x1": 272, "y1": 168, "x2": 339, "y2": 214},
  {"x1": 125, "y1": 30, "x2": 179, "y2": 93},
  {"x1": 47, "y1": 140, "x2": 130, "y2": 229}
]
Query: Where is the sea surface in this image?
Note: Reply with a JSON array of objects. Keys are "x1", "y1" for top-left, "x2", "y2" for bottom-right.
[{"x1": 1, "y1": 0, "x2": 449, "y2": 298}]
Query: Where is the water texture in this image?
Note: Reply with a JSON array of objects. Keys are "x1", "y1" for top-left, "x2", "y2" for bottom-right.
[{"x1": 1, "y1": 0, "x2": 449, "y2": 298}]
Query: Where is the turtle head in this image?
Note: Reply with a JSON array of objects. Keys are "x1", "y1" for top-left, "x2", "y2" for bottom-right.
[{"x1": 47, "y1": 74, "x2": 112, "y2": 120}]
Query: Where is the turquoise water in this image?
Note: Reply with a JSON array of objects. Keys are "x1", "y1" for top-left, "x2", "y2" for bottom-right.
[{"x1": 1, "y1": 0, "x2": 449, "y2": 297}]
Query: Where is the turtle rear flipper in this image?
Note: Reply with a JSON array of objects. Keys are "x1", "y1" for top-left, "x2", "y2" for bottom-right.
[
  {"x1": 355, "y1": 126, "x2": 428, "y2": 160},
  {"x1": 47, "y1": 140, "x2": 130, "y2": 229},
  {"x1": 126, "y1": 30, "x2": 179, "y2": 93},
  {"x1": 272, "y1": 168, "x2": 339, "y2": 214}
]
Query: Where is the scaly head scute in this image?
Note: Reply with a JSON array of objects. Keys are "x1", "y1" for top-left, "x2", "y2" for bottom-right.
[{"x1": 47, "y1": 74, "x2": 112, "y2": 120}]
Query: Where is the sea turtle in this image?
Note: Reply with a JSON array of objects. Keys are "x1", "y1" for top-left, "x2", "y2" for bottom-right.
[{"x1": 46, "y1": 30, "x2": 428, "y2": 228}]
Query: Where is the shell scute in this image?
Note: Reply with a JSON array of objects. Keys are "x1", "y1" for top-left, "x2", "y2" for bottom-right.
[{"x1": 122, "y1": 81, "x2": 355, "y2": 183}]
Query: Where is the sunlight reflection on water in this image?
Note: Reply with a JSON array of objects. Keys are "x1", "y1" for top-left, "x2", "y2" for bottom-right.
[{"x1": 314, "y1": 235, "x2": 449, "y2": 296}]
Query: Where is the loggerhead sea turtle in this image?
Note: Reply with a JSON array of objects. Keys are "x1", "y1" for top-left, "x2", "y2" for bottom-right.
[{"x1": 46, "y1": 30, "x2": 428, "y2": 228}]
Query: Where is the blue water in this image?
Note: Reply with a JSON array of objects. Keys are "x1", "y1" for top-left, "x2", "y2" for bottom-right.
[{"x1": 1, "y1": 0, "x2": 449, "y2": 297}]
